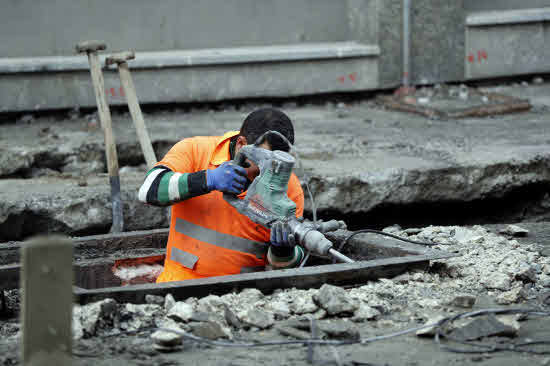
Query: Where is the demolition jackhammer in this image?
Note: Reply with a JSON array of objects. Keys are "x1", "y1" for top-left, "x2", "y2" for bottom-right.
[{"x1": 223, "y1": 143, "x2": 355, "y2": 264}]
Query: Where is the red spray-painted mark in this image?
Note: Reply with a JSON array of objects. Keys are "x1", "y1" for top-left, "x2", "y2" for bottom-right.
[
  {"x1": 338, "y1": 72, "x2": 359, "y2": 84},
  {"x1": 105, "y1": 87, "x2": 126, "y2": 98},
  {"x1": 467, "y1": 49, "x2": 488, "y2": 64}
]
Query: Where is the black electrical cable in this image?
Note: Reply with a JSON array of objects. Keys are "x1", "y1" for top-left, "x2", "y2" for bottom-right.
[{"x1": 336, "y1": 229, "x2": 439, "y2": 254}]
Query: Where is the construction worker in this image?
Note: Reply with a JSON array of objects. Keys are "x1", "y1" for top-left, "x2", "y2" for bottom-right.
[{"x1": 138, "y1": 108, "x2": 305, "y2": 282}]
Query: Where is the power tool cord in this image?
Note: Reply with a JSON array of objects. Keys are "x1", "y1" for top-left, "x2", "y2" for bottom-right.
[{"x1": 336, "y1": 229, "x2": 439, "y2": 253}]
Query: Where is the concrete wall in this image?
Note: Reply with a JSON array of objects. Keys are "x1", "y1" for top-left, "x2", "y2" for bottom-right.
[
  {"x1": 464, "y1": 0, "x2": 550, "y2": 12},
  {"x1": 1, "y1": 0, "x2": 351, "y2": 58},
  {"x1": 1, "y1": 0, "x2": 549, "y2": 111}
]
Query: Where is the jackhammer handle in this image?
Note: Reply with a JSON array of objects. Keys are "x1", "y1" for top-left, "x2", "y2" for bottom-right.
[{"x1": 301, "y1": 230, "x2": 334, "y2": 256}]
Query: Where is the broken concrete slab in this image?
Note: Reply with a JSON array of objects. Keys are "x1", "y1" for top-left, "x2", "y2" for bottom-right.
[
  {"x1": 0, "y1": 175, "x2": 169, "y2": 241},
  {"x1": 73, "y1": 298, "x2": 118, "y2": 339},
  {"x1": 313, "y1": 284, "x2": 358, "y2": 316},
  {"x1": 317, "y1": 319, "x2": 360, "y2": 340},
  {"x1": 449, "y1": 295, "x2": 477, "y2": 309},
  {"x1": 1, "y1": 99, "x2": 550, "y2": 239},
  {"x1": 238, "y1": 309, "x2": 274, "y2": 329},
  {"x1": 499, "y1": 224, "x2": 530, "y2": 237},
  {"x1": 275, "y1": 325, "x2": 311, "y2": 340},
  {"x1": 150, "y1": 329, "x2": 183, "y2": 347},
  {"x1": 167, "y1": 302, "x2": 194, "y2": 323},
  {"x1": 189, "y1": 321, "x2": 230, "y2": 340},
  {"x1": 164, "y1": 294, "x2": 176, "y2": 313},
  {"x1": 449, "y1": 314, "x2": 519, "y2": 341},
  {"x1": 352, "y1": 303, "x2": 381, "y2": 322},
  {"x1": 145, "y1": 294, "x2": 165, "y2": 306},
  {"x1": 416, "y1": 314, "x2": 448, "y2": 337}
]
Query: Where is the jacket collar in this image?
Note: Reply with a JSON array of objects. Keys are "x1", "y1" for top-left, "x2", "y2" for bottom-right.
[{"x1": 210, "y1": 130, "x2": 240, "y2": 166}]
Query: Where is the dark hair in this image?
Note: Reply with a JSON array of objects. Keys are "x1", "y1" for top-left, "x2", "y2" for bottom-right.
[{"x1": 239, "y1": 108, "x2": 294, "y2": 152}]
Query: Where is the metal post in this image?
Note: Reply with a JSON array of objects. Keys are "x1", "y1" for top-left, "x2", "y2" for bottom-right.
[
  {"x1": 21, "y1": 235, "x2": 73, "y2": 366},
  {"x1": 403, "y1": 0, "x2": 411, "y2": 86}
]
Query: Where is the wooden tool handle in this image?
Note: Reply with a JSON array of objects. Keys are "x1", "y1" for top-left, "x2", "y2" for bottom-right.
[
  {"x1": 88, "y1": 52, "x2": 120, "y2": 176},
  {"x1": 87, "y1": 52, "x2": 124, "y2": 232},
  {"x1": 118, "y1": 62, "x2": 157, "y2": 168}
]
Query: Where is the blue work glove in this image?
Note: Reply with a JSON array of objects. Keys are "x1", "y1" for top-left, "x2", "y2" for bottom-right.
[
  {"x1": 270, "y1": 220, "x2": 296, "y2": 247},
  {"x1": 206, "y1": 161, "x2": 247, "y2": 194}
]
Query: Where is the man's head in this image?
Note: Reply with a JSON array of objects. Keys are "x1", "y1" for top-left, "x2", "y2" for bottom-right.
[{"x1": 235, "y1": 108, "x2": 294, "y2": 153}]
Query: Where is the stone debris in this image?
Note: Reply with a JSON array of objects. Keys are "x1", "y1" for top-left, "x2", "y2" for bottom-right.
[
  {"x1": 449, "y1": 295, "x2": 476, "y2": 309},
  {"x1": 121, "y1": 303, "x2": 162, "y2": 332},
  {"x1": 482, "y1": 272, "x2": 511, "y2": 291},
  {"x1": 275, "y1": 325, "x2": 311, "y2": 340},
  {"x1": 238, "y1": 308, "x2": 274, "y2": 329},
  {"x1": 313, "y1": 284, "x2": 358, "y2": 315},
  {"x1": 238, "y1": 288, "x2": 264, "y2": 303},
  {"x1": 449, "y1": 315, "x2": 519, "y2": 341},
  {"x1": 167, "y1": 302, "x2": 194, "y2": 322},
  {"x1": 266, "y1": 300, "x2": 291, "y2": 320},
  {"x1": 416, "y1": 314, "x2": 448, "y2": 337},
  {"x1": 289, "y1": 290, "x2": 318, "y2": 315},
  {"x1": 164, "y1": 293, "x2": 176, "y2": 312},
  {"x1": 352, "y1": 303, "x2": 381, "y2": 322},
  {"x1": 151, "y1": 329, "x2": 183, "y2": 347},
  {"x1": 61, "y1": 224, "x2": 550, "y2": 346},
  {"x1": 496, "y1": 315, "x2": 521, "y2": 333},
  {"x1": 189, "y1": 321, "x2": 231, "y2": 340},
  {"x1": 499, "y1": 224, "x2": 529, "y2": 237},
  {"x1": 317, "y1": 319, "x2": 360, "y2": 340},
  {"x1": 73, "y1": 298, "x2": 118, "y2": 339},
  {"x1": 145, "y1": 294, "x2": 165, "y2": 306},
  {"x1": 223, "y1": 304, "x2": 242, "y2": 329},
  {"x1": 190, "y1": 311, "x2": 211, "y2": 323},
  {"x1": 514, "y1": 263, "x2": 538, "y2": 283}
]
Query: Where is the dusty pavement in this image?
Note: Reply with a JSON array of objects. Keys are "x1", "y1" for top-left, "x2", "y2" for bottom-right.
[
  {"x1": 1, "y1": 81, "x2": 550, "y2": 365},
  {"x1": 1, "y1": 81, "x2": 550, "y2": 240},
  {"x1": 1, "y1": 222, "x2": 549, "y2": 365}
]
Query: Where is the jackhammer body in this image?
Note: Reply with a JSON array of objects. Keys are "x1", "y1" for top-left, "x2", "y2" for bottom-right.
[{"x1": 223, "y1": 145, "x2": 354, "y2": 264}]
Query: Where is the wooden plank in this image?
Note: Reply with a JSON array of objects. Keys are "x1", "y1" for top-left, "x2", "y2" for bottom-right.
[{"x1": 21, "y1": 235, "x2": 72, "y2": 365}]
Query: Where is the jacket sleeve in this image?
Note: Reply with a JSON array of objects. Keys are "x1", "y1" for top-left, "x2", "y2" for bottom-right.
[{"x1": 137, "y1": 139, "x2": 209, "y2": 206}]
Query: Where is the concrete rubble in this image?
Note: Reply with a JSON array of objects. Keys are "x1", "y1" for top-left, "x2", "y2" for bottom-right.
[{"x1": 53, "y1": 224, "x2": 549, "y2": 350}]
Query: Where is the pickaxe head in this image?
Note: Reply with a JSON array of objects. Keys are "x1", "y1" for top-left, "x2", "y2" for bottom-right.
[
  {"x1": 105, "y1": 51, "x2": 135, "y2": 66},
  {"x1": 76, "y1": 40, "x2": 107, "y2": 54}
]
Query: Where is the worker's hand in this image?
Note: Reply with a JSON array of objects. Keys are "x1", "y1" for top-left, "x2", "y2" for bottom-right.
[
  {"x1": 270, "y1": 221, "x2": 296, "y2": 247},
  {"x1": 206, "y1": 161, "x2": 247, "y2": 194}
]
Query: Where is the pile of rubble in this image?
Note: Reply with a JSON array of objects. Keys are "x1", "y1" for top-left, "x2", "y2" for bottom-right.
[{"x1": 61, "y1": 224, "x2": 550, "y2": 351}]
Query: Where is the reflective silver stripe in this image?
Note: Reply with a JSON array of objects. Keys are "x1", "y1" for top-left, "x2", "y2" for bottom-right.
[
  {"x1": 240, "y1": 266, "x2": 265, "y2": 274},
  {"x1": 170, "y1": 247, "x2": 199, "y2": 269},
  {"x1": 175, "y1": 218, "x2": 268, "y2": 259}
]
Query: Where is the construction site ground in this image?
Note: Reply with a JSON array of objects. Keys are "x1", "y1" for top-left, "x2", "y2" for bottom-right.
[{"x1": 1, "y1": 80, "x2": 550, "y2": 365}]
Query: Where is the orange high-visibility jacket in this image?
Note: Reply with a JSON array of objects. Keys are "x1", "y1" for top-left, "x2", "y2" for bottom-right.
[{"x1": 155, "y1": 131, "x2": 304, "y2": 283}]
